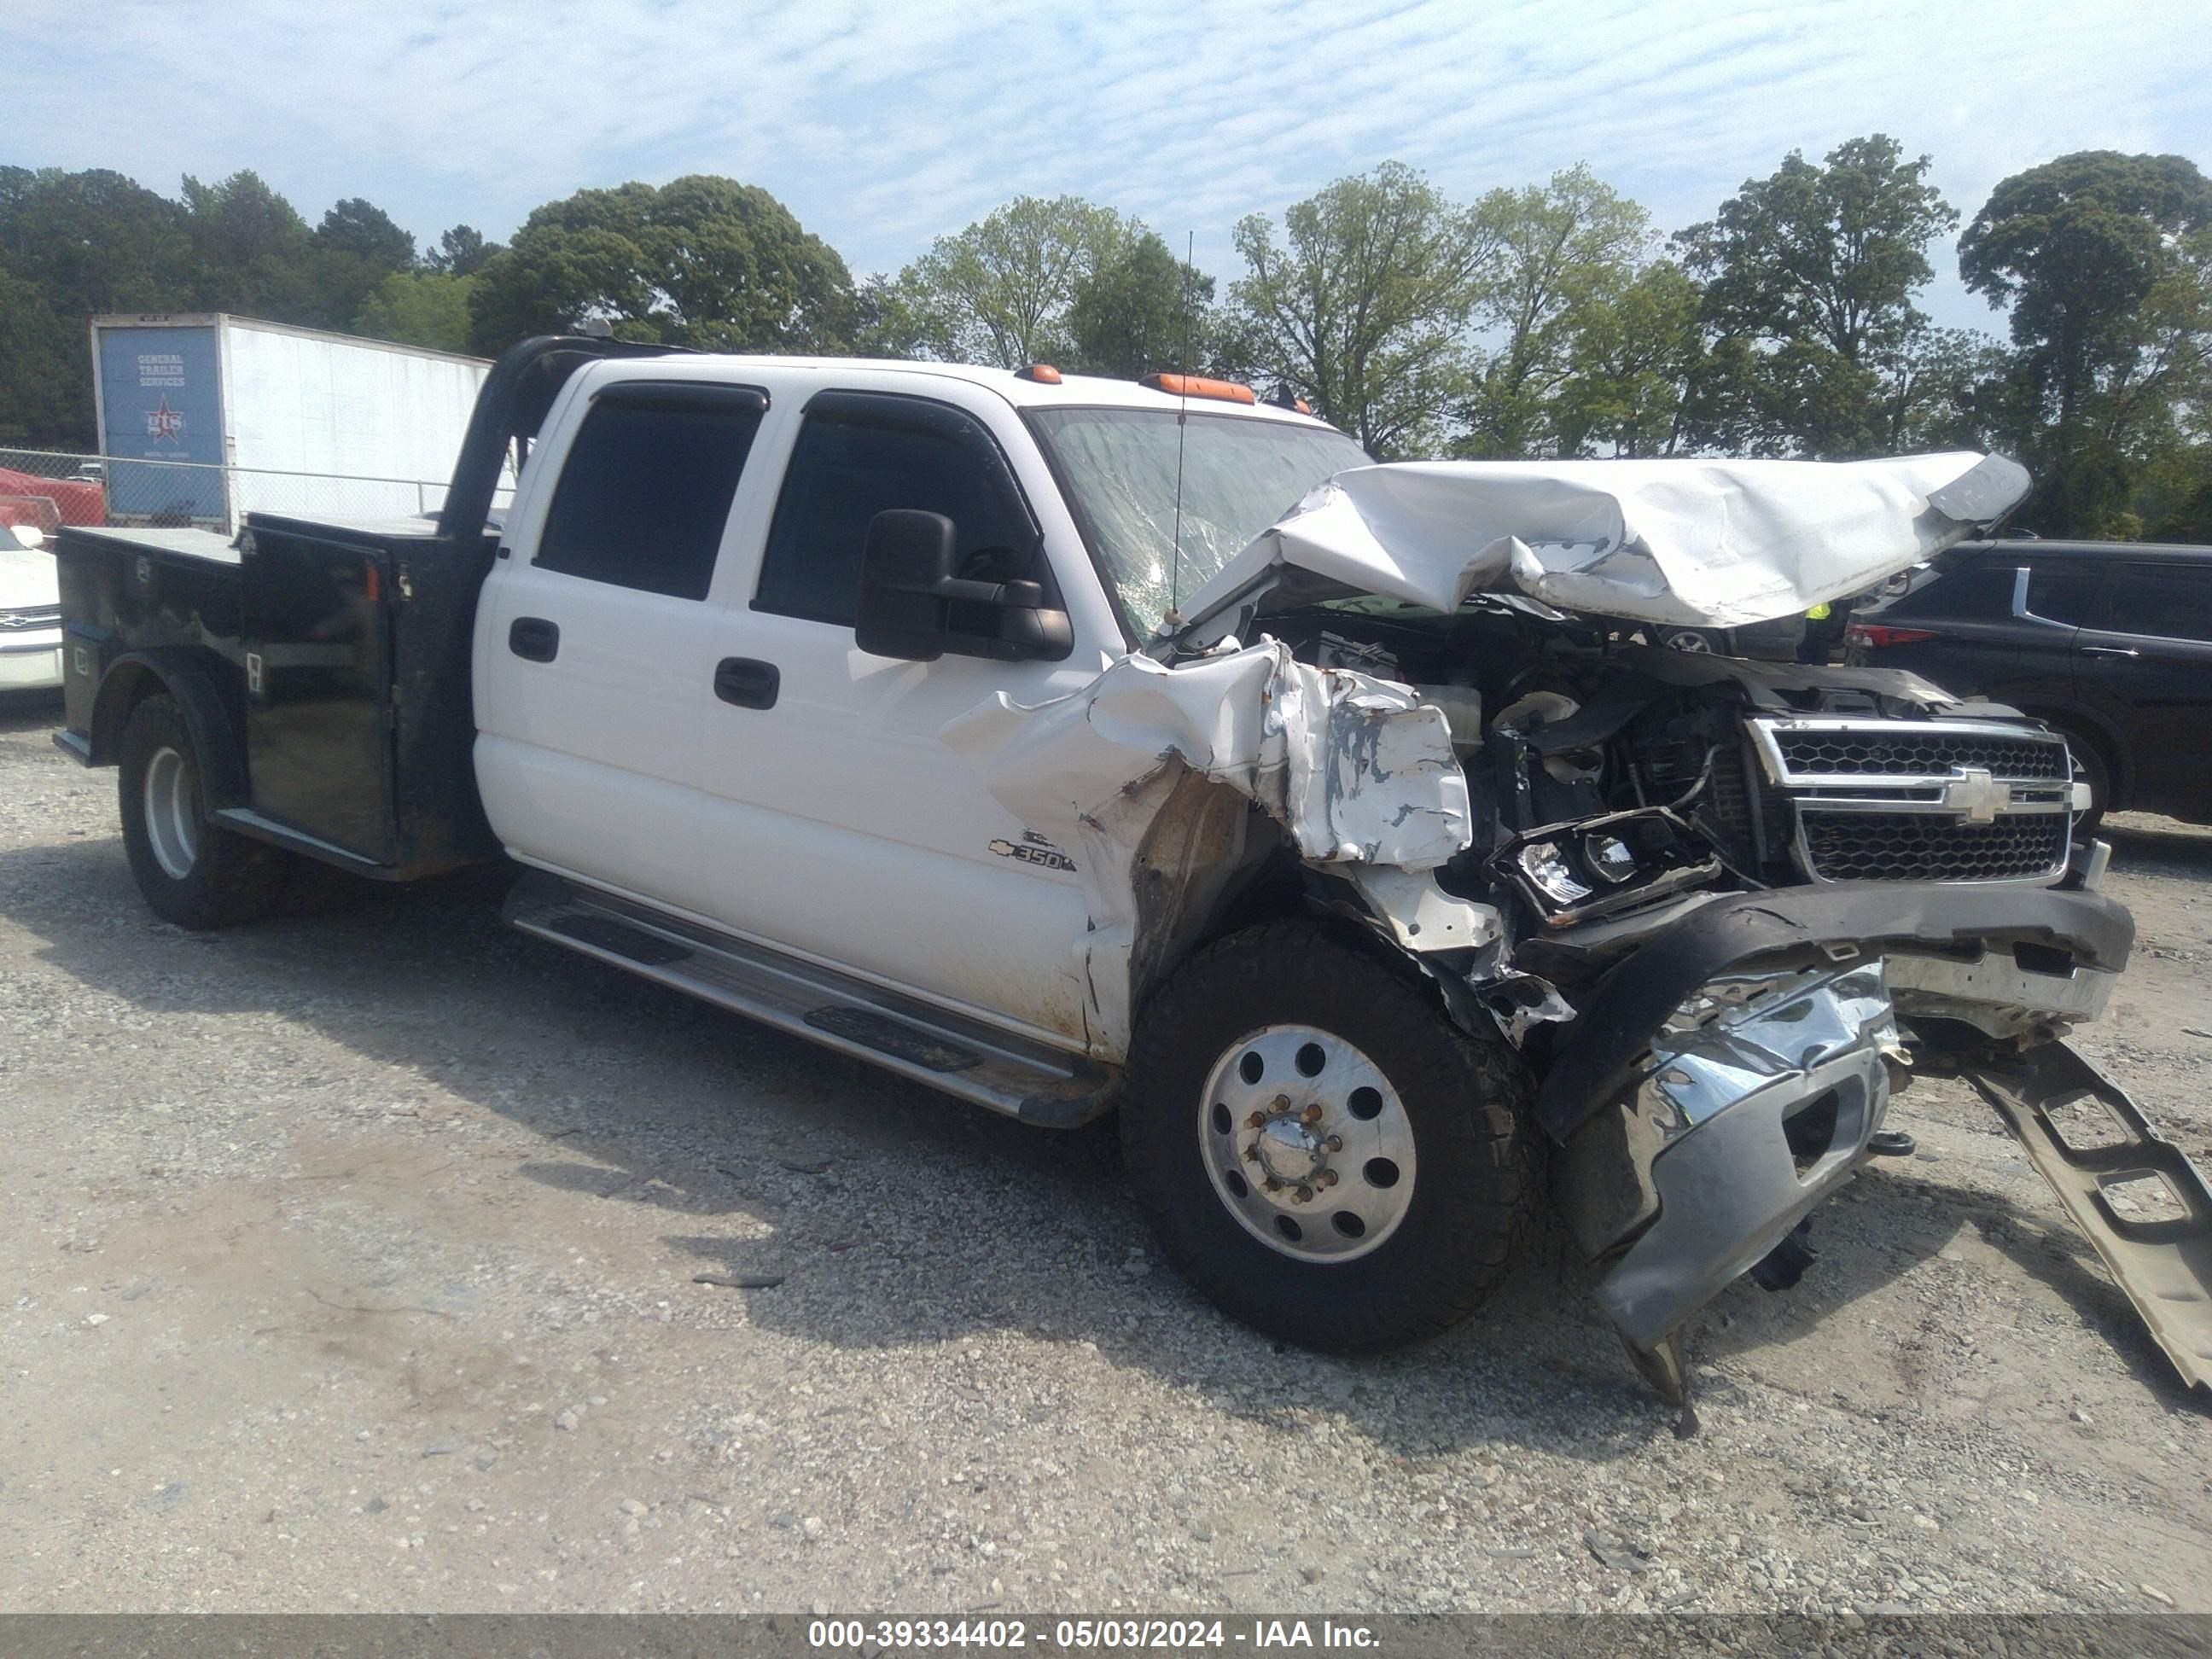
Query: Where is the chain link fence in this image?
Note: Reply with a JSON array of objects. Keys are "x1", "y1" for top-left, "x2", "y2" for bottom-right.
[{"x1": 0, "y1": 447, "x2": 486, "y2": 538}]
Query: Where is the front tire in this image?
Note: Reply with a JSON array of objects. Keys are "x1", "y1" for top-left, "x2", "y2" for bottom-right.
[
  {"x1": 1121, "y1": 920, "x2": 1535, "y2": 1353},
  {"x1": 118, "y1": 694, "x2": 285, "y2": 928}
]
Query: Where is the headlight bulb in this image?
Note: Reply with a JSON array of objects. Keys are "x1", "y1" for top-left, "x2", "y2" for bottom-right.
[{"x1": 1516, "y1": 840, "x2": 1592, "y2": 905}]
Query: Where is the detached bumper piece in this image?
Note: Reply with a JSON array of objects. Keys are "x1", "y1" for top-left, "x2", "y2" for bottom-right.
[
  {"x1": 1961, "y1": 1043, "x2": 2212, "y2": 1399},
  {"x1": 1534, "y1": 880, "x2": 2134, "y2": 1417},
  {"x1": 1556, "y1": 960, "x2": 1900, "y2": 1427}
]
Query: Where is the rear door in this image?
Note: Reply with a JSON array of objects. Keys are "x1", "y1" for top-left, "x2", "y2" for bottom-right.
[
  {"x1": 473, "y1": 376, "x2": 768, "y2": 917},
  {"x1": 693, "y1": 379, "x2": 1120, "y2": 1051},
  {"x1": 2075, "y1": 560, "x2": 2212, "y2": 818}
]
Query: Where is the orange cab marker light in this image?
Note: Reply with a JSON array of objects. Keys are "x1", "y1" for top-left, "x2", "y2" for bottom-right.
[
  {"x1": 1015, "y1": 363, "x2": 1062, "y2": 383},
  {"x1": 1140, "y1": 372, "x2": 1257, "y2": 405}
]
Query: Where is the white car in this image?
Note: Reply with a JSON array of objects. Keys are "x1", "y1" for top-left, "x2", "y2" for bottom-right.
[{"x1": 0, "y1": 524, "x2": 64, "y2": 691}]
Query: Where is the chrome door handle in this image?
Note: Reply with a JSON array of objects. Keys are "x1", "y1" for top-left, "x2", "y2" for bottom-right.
[{"x1": 2079, "y1": 645, "x2": 2139, "y2": 657}]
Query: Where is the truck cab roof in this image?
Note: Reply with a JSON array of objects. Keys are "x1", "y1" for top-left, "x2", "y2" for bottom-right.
[{"x1": 575, "y1": 353, "x2": 1345, "y2": 430}]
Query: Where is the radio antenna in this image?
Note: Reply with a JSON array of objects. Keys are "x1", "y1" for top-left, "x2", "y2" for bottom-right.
[{"x1": 1168, "y1": 230, "x2": 1194, "y2": 626}]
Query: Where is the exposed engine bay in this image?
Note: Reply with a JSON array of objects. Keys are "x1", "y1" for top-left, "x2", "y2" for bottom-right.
[{"x1": 1267, "y1": 598, "x2": 2085, "y2": 920}]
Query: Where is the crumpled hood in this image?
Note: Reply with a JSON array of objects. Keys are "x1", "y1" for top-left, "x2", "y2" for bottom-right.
[{"x1": 1180, "y1": 451, "x2": 2029, "y2": 632}]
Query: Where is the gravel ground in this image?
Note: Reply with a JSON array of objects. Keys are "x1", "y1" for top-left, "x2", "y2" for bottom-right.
[{"x1": 1, "y1": 685, "x2": 2208, "y2": 1615}]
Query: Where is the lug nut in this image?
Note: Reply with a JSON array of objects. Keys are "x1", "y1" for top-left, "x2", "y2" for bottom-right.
[
  {"x1": 1245, "y1": 1111, "x2": 1267, "y2": 1130},
  {"x1": 1262, "y1": 1177, "x2": 1282, "y2": 1192},
  {"x1": 1272, "y1": 1095, "x2": 1293, "y2": 1112},
  {"x1": 1324, "y1": 1135, "x2": 1342, "y2": 1152},
  {"x1": 1242, "y1": 1145, "x2": 1260, "y2": 1162},
  {"x1": 1300, "y1": 1103, "x2": 1324, "y2": 1125},
  {"x1": 1293, "y1": 1185, "x2": 1313, "y2": 1204},
  {"x1": 1319, "y1": 1169, "x2": 1339, "y2": 1188}
]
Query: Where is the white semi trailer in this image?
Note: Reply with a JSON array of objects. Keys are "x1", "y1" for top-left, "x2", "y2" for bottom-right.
[{"x1": 90, "y1": 312, "x2": 494, "y2": 530}]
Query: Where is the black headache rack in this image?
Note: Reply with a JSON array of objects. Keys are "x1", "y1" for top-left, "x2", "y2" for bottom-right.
[{"x1": 54, "y1": 335, "x2": 691, "y2": 880}]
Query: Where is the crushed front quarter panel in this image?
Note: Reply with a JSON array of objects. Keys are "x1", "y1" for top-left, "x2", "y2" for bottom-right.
[{"x1": 940, "y1": 640, "x2": 1476, "y2": 1054}]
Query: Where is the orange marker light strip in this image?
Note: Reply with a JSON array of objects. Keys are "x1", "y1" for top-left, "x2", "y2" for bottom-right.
[
  {"x1": 1016, "y1": 363, "x2": 1062, "y2": 383},
  {"x1": 1140, "y1": 373, "x2": 1256, "y2": 405}
]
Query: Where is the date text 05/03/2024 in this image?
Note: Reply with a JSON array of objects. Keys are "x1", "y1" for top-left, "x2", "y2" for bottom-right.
[{"x1": 806, "y1": 1619, "x2": 1380, "y2": 1650}]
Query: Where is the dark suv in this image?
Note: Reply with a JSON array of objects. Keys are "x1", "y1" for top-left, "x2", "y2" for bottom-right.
[{"x1": 1847, "y1": 539, "x2": 2212, "y2": 827}]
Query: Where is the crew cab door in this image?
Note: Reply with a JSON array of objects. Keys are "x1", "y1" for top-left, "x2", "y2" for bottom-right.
[
  {"x1": 695, "y1": 381, "x2": 1118, "y2": 1051},
  {"x1": 2075, "y1": 560, "x2": 2212, "y2": 818},
  {"x1": 473, "y1": 377, "x2": 769, "y2": 916}
]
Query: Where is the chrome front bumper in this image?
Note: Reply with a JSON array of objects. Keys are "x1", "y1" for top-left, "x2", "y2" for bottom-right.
[
  {"x1": 1886, "y1": 946, "x2": 2120, "y2": 1040},
  {"x1": 1531, "y1": 879, "x2": 2137, "y2": 1397},
  {"x1": 1584, "y1": 960, "x2": 1898, "y2": 1347},
  {"x1": 0, "y1": 630, "x2": 63, "y2": 690}
]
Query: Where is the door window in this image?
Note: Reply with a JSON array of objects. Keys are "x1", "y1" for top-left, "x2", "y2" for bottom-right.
[
  {"x1": 2022, "y1": 562, "x2": 2100, "y2": 626},
  {"x1": 754, "y1": 392, "x2": 1044, "y2": 626},
  {"x1": 534, "y1": 381, "x2": 768, "y2": 601},
  {"x1": 2103, "y1": 563, "x2": 2212, "y2": 643},
  {"x1": 1895, "y1": 562, "x2": 2016, "y2": 620}
]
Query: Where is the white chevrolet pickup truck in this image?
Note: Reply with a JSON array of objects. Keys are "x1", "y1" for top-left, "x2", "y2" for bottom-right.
[{"x1": 50, "y1": 335, "x2": 2211, "y2": 1417}]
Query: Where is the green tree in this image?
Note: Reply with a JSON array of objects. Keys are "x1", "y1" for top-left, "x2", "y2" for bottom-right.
[
  {"x1": 468, "y1": 176, "x2": 853, "y2": 354},
  {"x1": 0, "y1": 265, "x2": 78, "y2": 445},
  {"x1": 311, "y1": 197, "x2": 418, "y2": 331},
  {"x1": 424, "y1": 224, "x2": 500, "y2": 276},
  {"x1": 847, "y1": 272, "x2": 930, "y2": 358},
  {"x1": 1553, "y1": 260, "x2": 1706, "y2": 458},
  {"x1": 1961, "y1": 151, "x2": 2212, "y2": 533},
  {"x1": 0, "y1": 166, "x2": 193, "y2": 317},
  {"x1": 1065, "y1": 231, "x2": 1214, "y2": 381},
  {"x1": 1676, "y1": 135, "x2": 1958, "y2": 455},
  {"x1": 180, "y1": 170, "x2": 317, "y2": 319},
  {"x1": 317, "y1": 198, "x2": 415, "y2": 269},
  {"x1": 1230, "y1": 160, "x2": 1492, "y2": 457},
  {"x1": 353, "y1": 271, "x2": 476, "y2": 352},
  {"x1": 893, "y1": 195, "x2": 1127, "y2": 367},
  {"x1": 0, "y1": 166, "x2": 195, "y2": 446},
  {"x1": 1457, "y1": 164, "x2": 1651, "y2": 457},
  {"x1": 1867, "y1": 323, "x2": 2004, "y2": 453}
]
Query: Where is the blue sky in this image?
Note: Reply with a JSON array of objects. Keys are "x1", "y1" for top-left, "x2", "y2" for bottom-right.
[{"x1": 10, "y1": 0, "x2": 2211, "y2": 334}]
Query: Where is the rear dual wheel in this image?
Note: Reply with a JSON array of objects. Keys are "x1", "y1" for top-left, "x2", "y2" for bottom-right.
[
  {"x1": 1121, "y1": 920, "x2": 1535, "y2": 1353},
  {"x1": 118, "y1": 694, "x2": 288, "y2": 929}
]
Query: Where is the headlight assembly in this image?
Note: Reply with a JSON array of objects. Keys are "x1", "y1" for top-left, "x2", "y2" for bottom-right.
[{"x1": 1491, "y1": 808, "x2": 1726, "y2": 925}]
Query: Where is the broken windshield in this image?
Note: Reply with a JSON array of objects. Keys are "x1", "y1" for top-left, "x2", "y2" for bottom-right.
[{"x1": 1028, "y1": 407, "x2": 1371, "y2": 638}]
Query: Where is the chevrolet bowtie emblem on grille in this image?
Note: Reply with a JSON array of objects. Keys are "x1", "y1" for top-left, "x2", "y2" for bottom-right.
[
  {"x1": 1942, "y1": 767, "x2": 2012, "y2": 824},
  {"x1": 0, "y1": 614, "x2": 29, "y2": 629}
]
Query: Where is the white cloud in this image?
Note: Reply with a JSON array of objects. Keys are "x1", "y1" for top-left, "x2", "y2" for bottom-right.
[{"x1": 9, "y1": 0, "x2": 2209, "y2": 329}]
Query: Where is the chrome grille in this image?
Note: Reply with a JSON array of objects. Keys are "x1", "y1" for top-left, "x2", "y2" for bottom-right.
[
  {"x1": 1748, "y1": 717, "x2": 2075, "y2": 886},
  {"x1": 0, "y1": 605, "x2": 61, "y2": 629}
]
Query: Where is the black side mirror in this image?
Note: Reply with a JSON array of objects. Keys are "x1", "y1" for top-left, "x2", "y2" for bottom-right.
[{"x1": 855, "y1": 509, "x2": 1073, "y2": 663}]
